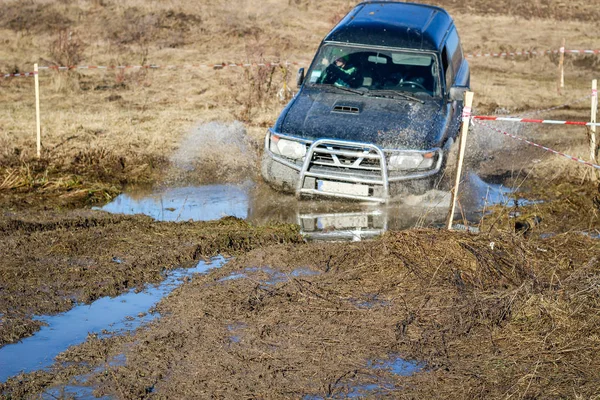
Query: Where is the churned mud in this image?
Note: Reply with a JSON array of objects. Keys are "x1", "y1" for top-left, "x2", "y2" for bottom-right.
[
  {"x1": 0, "y1": 210, "x2": 302, "y2": 347},
  {"x1": 0, "y1": 256, "x2": 228, "y2": 382},
  {"x1": 2, "y1": 231, "x2": 599, "y2": 398}
]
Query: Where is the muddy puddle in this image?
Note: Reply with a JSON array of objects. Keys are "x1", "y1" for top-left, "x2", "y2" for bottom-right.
[
  {"x1": 219, "y1": 266, "x2": 321, "y2": 285},
  {"x1": 304, "y1": 356, "x2": 422, "y2": 399},
  {"x1": 97, "y1": 184, "x2": 251, "y2": 222},
  {"x1": 0, "y1": 256, "x2": 227, "y2": 383},
  {"x1": 97, "y1": 171, "x2": 523, "y2": 240}
]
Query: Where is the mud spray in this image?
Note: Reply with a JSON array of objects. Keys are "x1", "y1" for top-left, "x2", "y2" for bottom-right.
[{"x1": 164, "y1": 121, "x2": 259, "y2": 185}]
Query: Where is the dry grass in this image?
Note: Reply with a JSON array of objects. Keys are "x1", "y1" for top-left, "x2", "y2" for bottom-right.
[{"x1": 0, "y1": 0, "x2": 599, "y2": 194}]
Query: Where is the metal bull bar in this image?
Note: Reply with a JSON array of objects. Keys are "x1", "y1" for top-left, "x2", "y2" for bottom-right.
[{"x1": 295, "y1": 139, "x2": 389, "y2": 203}]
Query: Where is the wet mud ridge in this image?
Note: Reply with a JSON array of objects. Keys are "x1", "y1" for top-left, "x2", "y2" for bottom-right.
[{"x1": 2, "y1": 229, "x2": 599, "y2": 398}]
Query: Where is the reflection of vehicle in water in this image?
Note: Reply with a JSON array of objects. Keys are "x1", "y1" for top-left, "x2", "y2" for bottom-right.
[
  {"x1": 97, "y1": 174, "x2": 512, "y2": 242},
  {"x1": 248, "y1": 182, "x2": 452, "y2": 241},
  {"x1": 249, "y1": 172, "x2": 518, "y2": 240},
  {"x1": 298, "y1": 210, "x2": 388, "y2": 241},
  {"x1": 262, "y1": 1, "x2": 470, "y2": 203}
]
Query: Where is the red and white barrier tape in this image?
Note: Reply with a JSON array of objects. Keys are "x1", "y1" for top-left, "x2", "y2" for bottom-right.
[
  {"x1": 465, "y1": 50, "x2": 556, "y2": 58},
  {"x1": 2, "y1": 71, "x2": 37, "y2": 78},
  {"x1": 465, "y1": 48, "x2": 600, "y2": 58},
  {"x1": 37, "y1": 61, "x2": 304, "y2": 70},
  {"x1": 473, "y1": 115, "x2": 600, "y2": 127},
  {"x1": 567, "y1": 49, "x2": 600, "y2": 55},
  {"x1": 3, "y1": 47, "x2": 600, "y2": 76},
  {"x1": 3, "y1": 48, "x2": 600, "y2": 77},
  {"x1": 462, "y1": 106, "x2": 472, "y2": 122},
  {"x1": 2, "y1": 62, "x2": 306, "y2": 78},
  {"x1": 474, "y1": 120, "x2": 600, "y2": 170}
]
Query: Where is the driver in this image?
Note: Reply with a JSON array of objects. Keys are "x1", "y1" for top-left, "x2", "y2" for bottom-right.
[
  {"x1": 319, "y1": 55, "x2": 360, "y2": 88},
  {"x1": 385, "y1": 66, "x2": 427, "y2": 90}
]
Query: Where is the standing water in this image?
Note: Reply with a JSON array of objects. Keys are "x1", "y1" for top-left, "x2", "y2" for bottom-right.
[{"x1": 98, "y1": 184, "x2": 250, "y2": 222}]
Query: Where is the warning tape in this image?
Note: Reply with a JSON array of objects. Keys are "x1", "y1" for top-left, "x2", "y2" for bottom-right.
[
  {"x1": 39, "y1": 61, "x2": 304, "y2": 70},
  {"x1": 3, "y1": 47, "x2": 600, "y2": 76},
  {"x1": 2, "y1": 62, "x2": 305, "y2": 78},
  {"x1": 3, "y1": 48, "x2": 599, "y2": 76},
  {"x1": 2, "y1": 71, "x2": 37, "y2": 78},
  {"x1": 462, "y1": 106, "x2": 472, "y2": 122},
  {"x1": 474, "y1": 120, "x2": 600, "y2": 170},
  {"x1": 473, "y1": 115, "x2": 600, "y2": 127},
  {"x1": 566, "y1": 49, "x2": 600, "y2": 55},
  {"x1": 465, "y1": 50, "x2": 555, "y2": 58},
  {"x1": 465, "y1": 49, "x2": 600, "y2": 58}
]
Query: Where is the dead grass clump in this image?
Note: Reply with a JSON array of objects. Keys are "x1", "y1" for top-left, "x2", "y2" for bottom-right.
[
  {"x1": 106, "y1": 7, "x2": 203, "y2": 62},
  {"x1": 113, "y1": 68, "x2": 151, "y2": 88},
  {"x1": 68, "y1": 148, "x2": 159, "y2": 186},
  {"x1": 49, "y1": 29, "x2": 85, "y2": 68},
  {"x1": 572, "y1": 55, "x2": 600, "y2": 71},
  {"x1": 237, "y1": 65, "x2": 277, "y2": 122},
  {"x1": 0, "y1": 148, "x2": 165, "y2": 208},
  {"x1": 228, "y1": 64, "x2": 292, "y2": 124},
  {"x1": 0, "y1": 3, "x2": 71, "y2": 33},
  {"x1": 106, "y1": 7, "x2": 158, "y2": 65},
  {"x1": 0, "y1": 159, "x2": 52, "y2": 191},
  {"x1": 0, "y1": 161, "x2": 120, "y2": 206},
  {"x1": 45, "y1": 29, "x2": 87, "y2": 92},
  {"x1": 221, "y1": 13, "x2": 263, "y2": 39}
]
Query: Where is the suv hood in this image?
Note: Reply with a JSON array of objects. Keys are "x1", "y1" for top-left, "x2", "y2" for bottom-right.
[{"x1": 279, "y1": 87, "x2": 448, "y2": 150}]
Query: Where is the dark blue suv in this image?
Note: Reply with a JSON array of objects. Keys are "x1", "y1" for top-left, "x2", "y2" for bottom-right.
[{"x1": 261, "y1": 1, "x2": 470, "y2": 202}]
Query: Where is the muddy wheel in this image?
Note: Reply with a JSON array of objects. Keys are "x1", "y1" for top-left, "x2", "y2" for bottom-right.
[{"x1": 437, "y1": 136, "x2": 461, "y2": 191}]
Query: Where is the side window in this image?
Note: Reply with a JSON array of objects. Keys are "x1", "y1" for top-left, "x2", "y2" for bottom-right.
[
  {"x1": 442, "y1": 46, "x2": 453, "y2": 90},
  {"x1": 445, "y1": 27, "x2": 463, "y2": 79}
]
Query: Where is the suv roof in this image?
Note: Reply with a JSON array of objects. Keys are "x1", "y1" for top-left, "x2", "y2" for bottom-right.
[{"x1": 323, "y1": 1, "x2": 453, "y2": 51}]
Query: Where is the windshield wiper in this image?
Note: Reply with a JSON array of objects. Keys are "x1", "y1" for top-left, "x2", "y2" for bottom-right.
[
  {"x1": 367, "y1": 90, "x2": 425, "y2": 104},
  {"x1": 319, "y1": 84, "x2": 365, "y2": 96}
]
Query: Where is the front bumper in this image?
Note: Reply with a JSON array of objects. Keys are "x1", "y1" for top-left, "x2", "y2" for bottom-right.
[{"x1": 261, "y1": 130, "x2": 444, "y2": 203}]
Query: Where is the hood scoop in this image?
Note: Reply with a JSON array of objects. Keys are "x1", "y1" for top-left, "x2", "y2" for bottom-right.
[{"x1": 332, "y1": 104, "x2": 361, "y2": 114}]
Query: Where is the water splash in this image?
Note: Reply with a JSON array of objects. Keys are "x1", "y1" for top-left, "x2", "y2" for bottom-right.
[{"x1": 169, "y1": 121, "x2": 257, "y2": 180}]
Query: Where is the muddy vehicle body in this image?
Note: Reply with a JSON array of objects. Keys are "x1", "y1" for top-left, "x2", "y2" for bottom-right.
[{"x1": 262, "y1": 1, "x2": 470, "y2": 202}]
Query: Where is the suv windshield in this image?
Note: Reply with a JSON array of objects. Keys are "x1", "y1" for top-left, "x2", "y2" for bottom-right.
[{"x1": 306, "y1": 44, "x2": 441, "y2": 97}]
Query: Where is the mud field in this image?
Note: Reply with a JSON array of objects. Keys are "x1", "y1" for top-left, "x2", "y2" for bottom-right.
[{"x1": 2, "y1": 0, "x2": 600, "y2": 398}]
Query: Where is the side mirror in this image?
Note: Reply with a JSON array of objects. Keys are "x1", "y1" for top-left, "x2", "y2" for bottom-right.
[
  {"x1": 296, "y1": 68, "x2": 305, "y2": 87},
  {"x1": 449, "y1": 86, "x2": 468, "y2": 102}
]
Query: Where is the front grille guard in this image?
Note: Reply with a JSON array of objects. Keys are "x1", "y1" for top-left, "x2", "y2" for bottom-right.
[
  {"x1": 297, "y1": 139, "x2": 390, "y2": 202},
  {"x1": 266, "y1": 130, "x2": 444, "y2": 203}
]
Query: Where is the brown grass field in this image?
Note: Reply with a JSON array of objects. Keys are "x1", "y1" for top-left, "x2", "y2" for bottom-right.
[
  {"x1": 1, "y1": 0, "x2": 600, "y2": 398},
  {"x1": 1, "y1": 0, "x2": 600, "y2": 197}
]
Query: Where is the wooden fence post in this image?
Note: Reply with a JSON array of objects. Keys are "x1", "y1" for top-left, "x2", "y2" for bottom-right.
[
  {"x1": 447, "y1": 91, "x2": 474, "y2": 230},
  {"x1": 558, "y1": 38, "x2": 565, "y2": 93},
  {"x1": 34, "y1": 63, "x2": 41, "y2": 158},
  {"x1": 591, "y1": 79, "x2": 598, "y2": 180}
]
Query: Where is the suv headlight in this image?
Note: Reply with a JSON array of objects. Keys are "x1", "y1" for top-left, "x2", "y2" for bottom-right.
[
  {"x1": 270, "y1": 134, "x2": 307, "y2": 160},
  {"x1": 388, "y1": 152, "x2": 435, "y2": 171}
]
